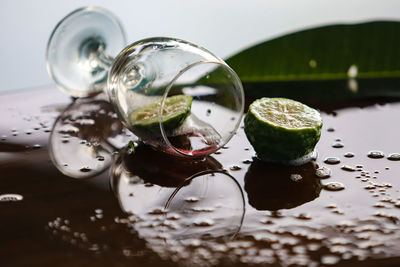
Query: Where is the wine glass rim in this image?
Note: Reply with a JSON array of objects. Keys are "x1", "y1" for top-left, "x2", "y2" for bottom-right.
[
  {"x1": 164, "y1": 169, "x2": 246, "y2": 239},
  {"x1": 159, "y1": 60, "x2": 245, "y2": 157}
]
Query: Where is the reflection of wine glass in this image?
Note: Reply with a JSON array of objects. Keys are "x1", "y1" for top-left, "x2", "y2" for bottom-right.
[
  {"x1": 244, "y1": 159, "x2": 322, "y2": 211},
  {"x1": 49, "y1": 94, "x2": 131, "y2": 178},
  {"x1": 47, "y1": 7, "x2": 244, "y2": 157},
  {"x1": 165, "y1": 170, "x2": 245, "y2": 240},
  {"x1": 110, "y1": 143, "x2": 245, "y2": 240}
]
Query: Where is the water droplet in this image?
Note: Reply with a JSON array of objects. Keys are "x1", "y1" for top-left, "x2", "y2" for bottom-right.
[
  {"x1": 347, "y1": 64, "x2": 358, "y2": 78},
  {"x1": 192, "y1": 207, "x2": 215, "y2": 212},
  {"x1": 387, "y1": 153, "x2": 400, "y2": 161},
  {"x1": 167, "y1": 213, "x2": 181, "y2": 220},
  {"x1": 270, "y1": 210, "x2": 284, "y2": 218},
  {"x1": 383, "y1": 183, "x2": 392, "y2": 188},
  {"x1": 348, "y1": 78, "x2": 358, "y2": 93},
  {"x1": 327, "y1": 127, "x2": 335, "y2": 132},
  {"x1": 325, "y1": 203, "x2": 337, "y2": 209},
  {"x1": 309, "y1": 59, "x2": 317, "y2": 68},
  {"x1": 184, "y1": 197, "x2": 199, "y2": 203},
  {"x1": 80, "y1": 167, "x2": 91, "y2": 172},
  {"x1": 373, "y1": 203, "x2": 386, "y2": 208},
  {"x1": 364, "y1": 185, "x2": 376, "y2": 190},
  {"x1": 290, "y1": 174, "x2": 303, "y2": 182},
  {"x1": 148, "y1": 208, "x2": 167, "y2": 215},
  {"x1": 332, "y1": 142, "x2": 344, "y2": 148},
  {"x1": 242, "y1": 159, "x2": 252, "y2": 164},
  {"x1": 330, "y1": 237, "x2": 351, "y2": 245},
  {"x1": 187, "y1": 239, "x2": 201, "y2": 247},
  {"x1": 194, "y1": 218, "x2": 214, "y2": 227},
  {"x1": 96, "y1": 156, "x2": 105, "y2": 161},
  {"x1": 259, "y1": 219, "x2": 274, "y2": 225},
  {"x1": 332, "y1": 209, "x2": 344, "y2": 215},
  {"x1": 296, "y1": 213, "x2": 312, "y2": 220},
  {"x1": 230, "y1": 165, "x2": 242, "y2": 171},
  {"x1": 95, "y1": 209, "x2": 103, "y2": 214},
  {"x1": 76, "y1": 118, "x2": 95, "y2": 126},
  {"x1": 307, "y1": 243, "x2": 321, "y2": 251},
  {"x1": 341, "y1": 165, "x2": 356, "y2": 172},
  {"x1": 206, "y1": 109, "x2": 211, "y2": 116},
  {"x1": 315, "y1": 166, "x2": 331, "y2": 178},
  {"x1": 32, "y1": 144, "x2": 41, "y2": 149},
  {"x1": 344, "y1": 152, "x2": 354, "y2": 158},
  {"x1": 58, "y1": 125, "x2": 79, "y2": 134},
  {"x1": 324, "y1": 182, "x2": 345, "y2": 191},
  {"x1": 324, "y1": 157, "x2": 340, "y2": 164},
  {"x1": 88, "y1": 244, "x2": 99, "y2": 251},
  {"x1": 212, "y1": 244, "x2": 228, "y2": 252},
  {"x1": 367, "y1": 150, "x2": 384, "y2": 159},
  {"x1": 0, "y1": 194, "x2": 23, "y2": 202}
]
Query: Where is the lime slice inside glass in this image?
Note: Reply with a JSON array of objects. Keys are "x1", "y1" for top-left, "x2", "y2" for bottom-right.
[
  {"x1": 129, "y1": 95, "x2": 193, "y2": 136},
  {"x1": 244, "y1": 97, "x2": 322, "y2": 162}
]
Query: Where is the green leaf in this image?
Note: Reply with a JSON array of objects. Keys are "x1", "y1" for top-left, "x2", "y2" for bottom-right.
[
  {"x1": 226, "y1": 21, "x2": 400, "y2": 110},
  {"x1": 226, "y1": 21, "x2": 400, "y2": 82}
]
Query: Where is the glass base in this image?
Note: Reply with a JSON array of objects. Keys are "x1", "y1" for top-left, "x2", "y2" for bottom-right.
[{"x1": 46, "y1": 7, "x2": 126, "y2": 97}]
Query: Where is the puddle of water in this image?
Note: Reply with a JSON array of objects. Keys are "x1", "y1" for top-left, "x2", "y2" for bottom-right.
[{"x1": 1, "y1": 87, "x2": 400, "y2": 266}]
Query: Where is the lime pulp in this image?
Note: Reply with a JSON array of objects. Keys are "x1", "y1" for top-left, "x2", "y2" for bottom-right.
[{"x1": 128, "y1": 95, "x2": 193, "y2": 136}]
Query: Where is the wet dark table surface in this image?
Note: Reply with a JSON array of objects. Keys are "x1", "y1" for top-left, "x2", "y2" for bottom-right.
[{"x1": 1, "y1": 86, "x2": 400, "y2": 266}]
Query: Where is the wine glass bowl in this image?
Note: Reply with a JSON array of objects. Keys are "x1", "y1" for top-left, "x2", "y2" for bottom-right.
[
  {"x1": 47, "y1": 7, "x2": 244, "y2": 157},
  {"x1": 108, "y1": 38, "x2": 244, "y2": 156}
]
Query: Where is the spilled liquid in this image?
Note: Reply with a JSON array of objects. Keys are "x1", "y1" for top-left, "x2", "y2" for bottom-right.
[{"x1": 1, "y1": 86, "x2": 400, "y2": 266}]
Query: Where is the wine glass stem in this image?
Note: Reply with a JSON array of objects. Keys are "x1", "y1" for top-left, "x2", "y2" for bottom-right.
[
  {"x1": 80, "y1": 37, "x2": 114, "y2": 85},
  {"x1": 95, "y1": 49, "x2": 113, "y2": 69}
]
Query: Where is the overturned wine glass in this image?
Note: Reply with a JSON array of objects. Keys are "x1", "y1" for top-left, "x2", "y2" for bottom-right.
[{"x1": 47, "y1": 7, "x2": 244, "y2": 157}]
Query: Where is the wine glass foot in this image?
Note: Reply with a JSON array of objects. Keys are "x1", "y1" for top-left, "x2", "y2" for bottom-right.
[{"x1": 46, "y1": 7, "x2": 126, "y2": 97}]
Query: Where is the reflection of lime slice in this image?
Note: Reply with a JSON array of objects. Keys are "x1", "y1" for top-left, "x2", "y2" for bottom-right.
[
  {"x1": 129, "y1": 95, "x2": 193, "y2": 136},
  {"x1": 244, "y1": 97, "x2": 322, "y2": 162}
]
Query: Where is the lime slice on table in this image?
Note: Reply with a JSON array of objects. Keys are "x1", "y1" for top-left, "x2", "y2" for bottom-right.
[
  {"x1": 244, "y1": 97, "x2": 323, "y2": 162},
  {"x1": 128, "y1": 95, "x2": 193, "y2": 136}
]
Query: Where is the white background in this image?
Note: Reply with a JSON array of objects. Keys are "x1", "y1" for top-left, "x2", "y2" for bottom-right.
[{"x1": 1, "y1": 0, "x2": 399, "y2": 92}]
